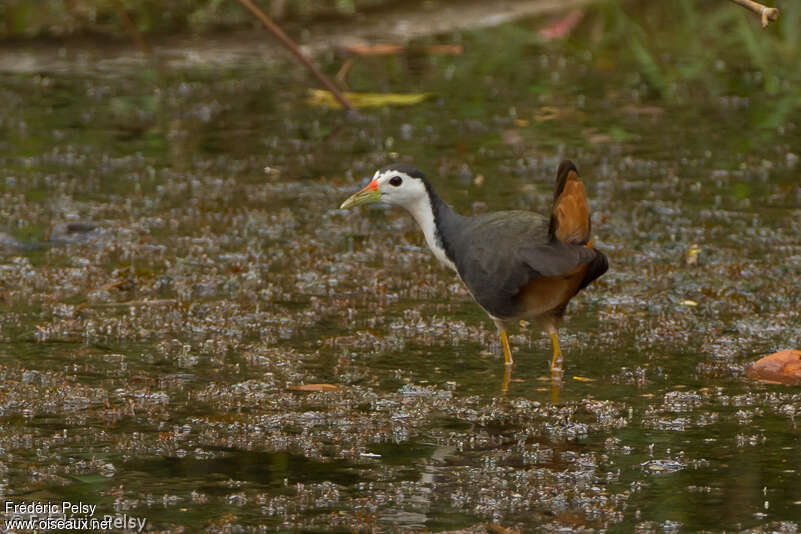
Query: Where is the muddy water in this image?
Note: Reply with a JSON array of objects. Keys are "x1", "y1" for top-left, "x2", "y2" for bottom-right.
[{"x1": 1, "y1": 10, "x2": 801, "y2": 534}]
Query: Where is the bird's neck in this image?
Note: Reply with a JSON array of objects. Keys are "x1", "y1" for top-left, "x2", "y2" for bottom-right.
[{"x1": 405, "y1": 185, "x2": 459, "y2": 272}]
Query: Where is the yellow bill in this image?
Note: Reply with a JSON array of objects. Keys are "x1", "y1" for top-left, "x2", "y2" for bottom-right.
[{"x1": 340, "y1": 179, "x2": 380, "y2": 209}]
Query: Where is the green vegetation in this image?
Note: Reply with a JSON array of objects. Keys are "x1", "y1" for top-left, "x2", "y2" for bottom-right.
[{"x1": 595, "y1": 1, "x2": 801, "y2": 99}]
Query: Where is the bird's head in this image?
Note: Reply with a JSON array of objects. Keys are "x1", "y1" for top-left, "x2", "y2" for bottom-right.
[{"x1": 340, "y1": 164, "x2": 429, "y2": 211}]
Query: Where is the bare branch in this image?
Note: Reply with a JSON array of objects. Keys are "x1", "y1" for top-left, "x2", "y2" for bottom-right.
[
  {"x1": 113, "y1": 0, "x2": 151, "y2": 54},
  {"x1": 728, "y1": 0, "x2": 779, "y2": 29},
  {"x1": 234, "y1": 0, "x2": 353, "y2": 110}
]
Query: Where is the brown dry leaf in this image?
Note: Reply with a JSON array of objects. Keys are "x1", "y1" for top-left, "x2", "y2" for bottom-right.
[
  {"x1": 345, "y1": 43, "x2": 405, "y2": 56},
  {"x1": 747, "y1": 349, "x2": 801, "y2": 385},
  {"x1": 288, "y1": 383, "x2": 346, "y2": 392}
]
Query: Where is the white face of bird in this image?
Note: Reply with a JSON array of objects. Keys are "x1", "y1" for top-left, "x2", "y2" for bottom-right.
[
  {"x1": 340, "y1": 168, "x2": 428, "y2": 211},
  {"x1": 339, "y1": 165, "x2": 455, "y2": 272}
]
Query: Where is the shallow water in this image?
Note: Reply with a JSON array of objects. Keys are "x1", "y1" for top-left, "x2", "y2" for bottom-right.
[{"x1": 1, "y1": 4, "x2": 801, "y2": 533}]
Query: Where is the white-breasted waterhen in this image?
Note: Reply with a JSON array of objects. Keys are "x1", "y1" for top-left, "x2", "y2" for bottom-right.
[{"x1": 340, "y1": 160, "x2": 607, "y2": 375}]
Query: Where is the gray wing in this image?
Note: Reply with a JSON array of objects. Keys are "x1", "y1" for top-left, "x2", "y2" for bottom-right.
[{"x1": 450, "y1": 211, "x2": 598, "y2": 318}]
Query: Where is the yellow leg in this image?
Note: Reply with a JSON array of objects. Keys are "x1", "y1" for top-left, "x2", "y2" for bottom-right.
[
  {"x1": 549, "y1": 331, "x2": 563, "y2": 403},
  {"x1": 549, "y1": 331, "x2": 562, "y2": 372},
  {"x1": 500, "y1": 330, "x2": 514, "y2": 366}
]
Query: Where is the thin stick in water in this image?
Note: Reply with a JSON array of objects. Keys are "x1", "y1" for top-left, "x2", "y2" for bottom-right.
[
  {"x1": 234, "y1": 0, "x2": 353, "y2": 110},
  {"x1": 114, "y1": 0, "x2": 151, "y2": 54}
]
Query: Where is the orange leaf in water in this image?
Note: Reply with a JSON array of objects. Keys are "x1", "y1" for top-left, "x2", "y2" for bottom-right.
[
  {"x1": 344, "y1": 44, "x2": 405, "y2": 56},
  {"x1": 747, "y1": 350, "x2": 801, "y2": 385}
]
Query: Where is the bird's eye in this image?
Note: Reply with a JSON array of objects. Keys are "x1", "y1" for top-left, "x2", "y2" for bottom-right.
[{"x1": 389, "y1": 176, "x2": 403, "y2": 187}]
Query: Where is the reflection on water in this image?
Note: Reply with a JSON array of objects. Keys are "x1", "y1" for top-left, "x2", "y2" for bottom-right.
[{"x1": 1, "y1": 2, "x2": 801, "y2": 531}]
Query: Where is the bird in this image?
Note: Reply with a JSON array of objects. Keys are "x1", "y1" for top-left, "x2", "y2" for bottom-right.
[{"x1": 339, "y1": 160, "x2": 607, "y2": 375}]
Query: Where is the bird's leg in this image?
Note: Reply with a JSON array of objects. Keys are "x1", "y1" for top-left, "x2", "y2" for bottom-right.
[
  {"x1": 494, "y1": 320, "x2": 514, "y2": 366},
  {"x1": 545, "y1": 322, "x2": 563, "y2": 374},
  {"x1": 546, "y1": 322, "x2": 564, "y2": 402},
  {"x1": 549, "y1": 331, "x2": 562, "y2": 372},
  {"x1": 501, "y1": 330, "x2": 514, "y2": 366}
]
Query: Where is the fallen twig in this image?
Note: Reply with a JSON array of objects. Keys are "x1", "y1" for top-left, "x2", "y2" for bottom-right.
[
  {"x1": 728, "y1": 0, "x2": 779, "y2": 28},
  {"x1": 234, "y1": 0, "x2": 352, "y2": 110}
]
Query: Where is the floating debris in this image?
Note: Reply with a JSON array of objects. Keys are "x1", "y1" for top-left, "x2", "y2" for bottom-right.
[
  {"x1": 747, "y1": 350, "x2": 801, "y2": 385},
  {"x1": 306, "y1": 89, "x2": 433, "y2": 108},
  {"x1": 641, "y1": 458, "x2": 685, "y2": 474}
]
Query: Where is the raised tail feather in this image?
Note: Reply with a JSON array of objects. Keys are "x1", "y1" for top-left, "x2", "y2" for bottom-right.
[
  {"x1": 548, "y1": 160, "x2": 608, "y2": 292},
  {"x1": 548, "y1": 160, "x2": 591, "y2": 246}
]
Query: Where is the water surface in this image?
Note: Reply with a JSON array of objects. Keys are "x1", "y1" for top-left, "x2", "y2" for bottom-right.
[{"x1": 1, "y1": 4, "x2": 800, "y2": 532}]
